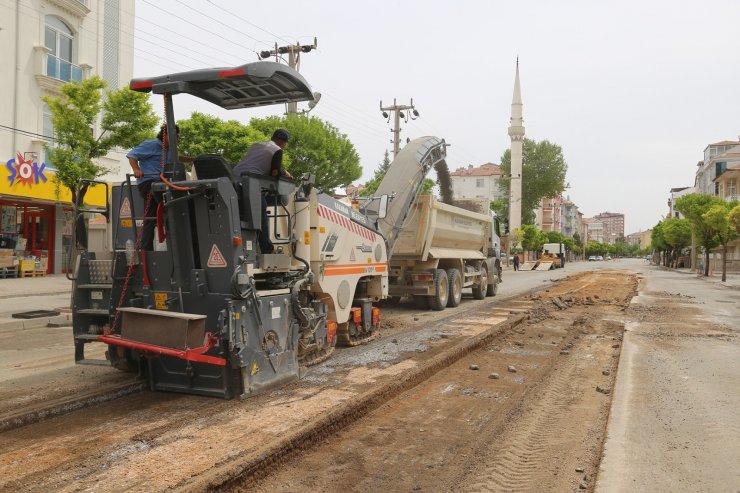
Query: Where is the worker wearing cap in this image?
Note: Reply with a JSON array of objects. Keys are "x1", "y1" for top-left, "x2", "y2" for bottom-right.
[
  {"x1": 234, "y1": 129, "x2": 293, "y2": 254},
  {"x1": 127, "y1": 124, "x2": 178, "y2": 250}
]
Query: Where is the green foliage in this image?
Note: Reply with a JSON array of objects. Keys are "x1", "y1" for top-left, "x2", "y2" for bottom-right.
[
  {"x1": 490, "y1": 198, "x2": 507, "y2": 220},
  {"x1": 585, "y1": 242, "x2": 609, "y2": 256},
  {"x1": 674, "y1": 194, "x2": 723, "y2": 249},
  {"x1": 498, "y1": 138, "x2": 568, "y2": 224},
  {"x1": 572, "y1": 232, "x2": 582, "y2": 247},
  {"x1": 178, "y1": 113, "x2": 361, "y2": 192},
  {"x1": 520, "y1": 224, "x2": 545, "y2": 252},
  {"x1": 562, "y1": 237, "x2": 576, "y2": 253},
  {"x1": 729, "y1": 204, "x2": 740, "y2": 233},
  {"x1": 43, "y1": 76, "x2": 158, "y2": 202},
  {"x1": 674, "y1": 194, "x2": 725, "y2": 275},
  {"x1": 662, "y1": 217, "x2": 692, "y2": 251},
  {"x1": 545, "y1": 231, "x2": 566, "y2": 244},
  {"x1": 250, "y1": 114, "x2": 362, "y2": 192},
  {"x1": 419, "y1": 178, "x2": 436, "y2": 196},
  {"x1": 177, "y1": 112, "x2": 266, "y2": 165},
  {"x1": 362, "y1": 149, "x2": 391, "y2": 196}
]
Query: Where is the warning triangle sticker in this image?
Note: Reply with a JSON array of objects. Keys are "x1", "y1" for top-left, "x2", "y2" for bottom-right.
[
  {"x1": 349, "y1": 248, "x2": 356, "y2": 261},
  {"x1": 207, "y1": 244, "x2": 228, "y2": 267},
  {"x1": 119, "y1": 197, "x2": 132, "y2": 218}
]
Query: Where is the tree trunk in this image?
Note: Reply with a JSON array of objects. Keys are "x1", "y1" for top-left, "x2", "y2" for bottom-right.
[
  {"x1": 721, "y1": 243, "x2": 727, "y2": 282},
  {"x1": 704, "y1": 250, "x2": 710, "y2": 277}
]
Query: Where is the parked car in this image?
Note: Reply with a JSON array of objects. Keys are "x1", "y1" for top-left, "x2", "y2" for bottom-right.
[
  {"x1": 596, "y1": 255, "x2": 604, "y2": 261},
  {"x1": 605, "y1": 255, "x2": 612, "y2": 261},
  {"x1": 588, "y1": 255, "x2": 596, "y2": 261}
]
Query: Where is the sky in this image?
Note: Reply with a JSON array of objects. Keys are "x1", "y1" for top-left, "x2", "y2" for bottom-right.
[{"x1": 133, "y1": 0, "x2": 740, "y2": 234}]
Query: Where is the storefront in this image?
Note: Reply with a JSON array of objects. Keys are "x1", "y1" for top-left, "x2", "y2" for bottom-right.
[{"x1": 1, "y1": 155, "x2": 107, "y2": 275}]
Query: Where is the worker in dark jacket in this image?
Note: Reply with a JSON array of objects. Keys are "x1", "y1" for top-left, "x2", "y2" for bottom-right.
[{"x1": 233, "y1": 129, "x2": 293, "y2": 254}]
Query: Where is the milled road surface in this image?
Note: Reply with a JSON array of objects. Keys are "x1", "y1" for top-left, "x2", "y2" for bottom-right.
[
  {"x1": 1, "y1": 261, "x2": 738, "y2": 492},
  {"x1": 245, "y1": 271, "x2": 634, "y2": 493}
]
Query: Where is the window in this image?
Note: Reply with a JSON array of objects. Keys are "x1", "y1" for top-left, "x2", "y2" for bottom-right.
[
  {"x1": 476, "y1": 178, "x2": 484, "y2": 188},
  {"x1": 44, "y1": 16, "x2": 82, "y2": 82}
]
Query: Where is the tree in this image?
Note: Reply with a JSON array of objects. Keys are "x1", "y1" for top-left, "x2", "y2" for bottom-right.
[
  {"x1": 675, "y1": 194, "x2": 724, "y2": 276},
  {"x1": 498, "y1": 138, "x2": 568, "y2": 224},
  {"x1": 520, "y1": 224, "x2": 545, "y2": 256},
  {"x1": 362, "y1": 149, "x2": 392, "y2": 196},
  {"x1": 730, "y1": 203, "x2": 740, "y2": 233},
  {"x1": 43, "y1": 76, "x2": 158, "y2": 204},
  {"x1": 661, "y1": 217, "x2": 692, "y2": 268},
  {"x1": 177, "y1": 112, "x2": 266, "y2": 164},
  {"x1": 651, "y1": 221, "x2": 669, "y2": 265},
  {"x1": 249, "y1": 114, "x2": 362, "y2": 192},
  {"x1": 703, "y1": 202, "x2": 740, "y2": 282},
  {"x1": 544, "y1": 231, "x2": 566, "y2": 244}
]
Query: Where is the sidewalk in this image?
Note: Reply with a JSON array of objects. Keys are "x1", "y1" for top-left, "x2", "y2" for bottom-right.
[
  {"x1": 667, "y1": 266, "x2": 740, "y2": 290},
  {"x1": 0, "y1": 274, "x2": 74, "y2": 330}
]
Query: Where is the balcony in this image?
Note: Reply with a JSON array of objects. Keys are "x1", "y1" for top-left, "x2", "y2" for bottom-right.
[
  {"x1": 35, "y1": 48, "x2": 87, "y2": 93},
  {"x1": 47, "y1": 54, "x2": 83, "y2": 82}
]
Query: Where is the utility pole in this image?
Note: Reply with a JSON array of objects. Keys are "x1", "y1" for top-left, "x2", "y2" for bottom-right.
[
  {"x1": 260, "y1": 37, "x2": 318, "y2": 114},
  {"x1": 380, "y1": 98, "x2": 419, "y2": 157}
]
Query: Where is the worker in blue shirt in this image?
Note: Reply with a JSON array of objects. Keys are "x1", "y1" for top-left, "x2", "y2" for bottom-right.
[{"x1": 126, "y1": 124, "x2": 178, "y2": 250}]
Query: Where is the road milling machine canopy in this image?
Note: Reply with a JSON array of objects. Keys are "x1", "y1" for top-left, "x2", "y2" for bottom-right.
[{"x1": 71, "y1": 62, "x2": 391, "y2": 399}]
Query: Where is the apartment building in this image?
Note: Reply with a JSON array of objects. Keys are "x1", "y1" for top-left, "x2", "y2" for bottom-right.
[
  {"x1": 667, "y1": 186, "x2": 694, "y2": 219},
  {"x1": 582, "y1": 218, "x2": 604, "y2": 244},
  {"x1": 0, "y1": 0, "x2": 134, "y2": 274},
  {"x1": 536, "y1": 195, "x2": 563, "y2": 233},
  {"x1": 450, "y1": 163, "x2": 504, "y2": 203},
  {"x1": 695, "y1": 140, "x2": 740, "y2": 196},
  {"x1": 592, "y1": 211, "x2": 624, "y2": 244},
  {"x1": 560, "y1": 197, "x2": 583, "y2": 239}
]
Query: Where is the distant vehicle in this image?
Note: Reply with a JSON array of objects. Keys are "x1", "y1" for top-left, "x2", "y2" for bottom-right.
[
  {"x1": 596, "y1": 255, "x2": 604, "y2": 261},
  {"x1": 605, "y1": 255, "x2": 612, "y2": 261},
  {"x1": 588, "y1": 255, "x2": 597, "y2": 261}
]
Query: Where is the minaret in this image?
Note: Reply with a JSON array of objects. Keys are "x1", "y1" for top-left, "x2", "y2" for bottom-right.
[{"x1": 508, "y1": 58, "x2": 525, "y2": 232}]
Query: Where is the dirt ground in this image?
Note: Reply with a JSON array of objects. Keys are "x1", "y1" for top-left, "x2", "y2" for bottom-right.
[
  {"x1": 245, "y1": 271, "x2": 636, "y2": 493},
  {"x1": 0, "y1": 271, "x2": 637, "y2": 492}
]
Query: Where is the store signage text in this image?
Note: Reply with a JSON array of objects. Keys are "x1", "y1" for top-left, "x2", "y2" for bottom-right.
[{"x1": 5, "y1": 153, "x2": 48, "y2": 187}]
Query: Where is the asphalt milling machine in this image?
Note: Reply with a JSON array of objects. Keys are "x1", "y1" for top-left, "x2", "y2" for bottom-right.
[{"x1": 71, "y1": 61, "x2": 450, "y2": 399}]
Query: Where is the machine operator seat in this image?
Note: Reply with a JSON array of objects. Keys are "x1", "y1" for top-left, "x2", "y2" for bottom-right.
[{"x1": 193, "y1": 154, "x2": 235, "y2": 181}]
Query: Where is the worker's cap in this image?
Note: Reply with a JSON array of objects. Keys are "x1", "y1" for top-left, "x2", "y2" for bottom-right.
[{"x1": 272, "y1": 129, "x2": 290, "y2": 142}]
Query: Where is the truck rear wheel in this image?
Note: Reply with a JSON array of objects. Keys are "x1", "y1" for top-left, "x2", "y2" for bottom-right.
[
  {"x1": 429, "y1": 269, "x2": 449, "y2": 311},
  {"x1": 446, "y1": 269, "x2": 462, "y2": 307},
  {"x1": 486, "y1": 279, "x2": 498, "y2": 297},
  {"x1": 472, "y1": 266, "x2": 488, "y2": 300}
]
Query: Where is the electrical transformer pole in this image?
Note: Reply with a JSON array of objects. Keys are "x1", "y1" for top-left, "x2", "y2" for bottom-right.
[
  {"x1": 260, "y1": 37, "x2": 318, "y2": 114},
  {"x1": 380, "y1": 98, "x2": 419, "y2": 157}
]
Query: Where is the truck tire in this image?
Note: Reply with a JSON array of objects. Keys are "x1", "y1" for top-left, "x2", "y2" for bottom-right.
[
  {"x1": 429, "y1": 269, "x2": 449, "y2": 311},
  {"x1": 472, "y1": 266, "x2": 488, "y2": 300},
  {"x1": 446, "y1": 268, "x2": 462, "y2": 307},
  {"x1": 486, "y1": 279, "x2": 498, "y2": 297}
]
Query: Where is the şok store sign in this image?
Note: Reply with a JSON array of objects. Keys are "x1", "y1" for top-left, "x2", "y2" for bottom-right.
[{"x1": 2, "y1": 152, "x2": 107, "y2": 275}]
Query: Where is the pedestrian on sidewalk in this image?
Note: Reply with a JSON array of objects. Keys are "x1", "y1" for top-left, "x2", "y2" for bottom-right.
[{"x1": 513, "y1": 253, "x2": 520, "y2": 271}]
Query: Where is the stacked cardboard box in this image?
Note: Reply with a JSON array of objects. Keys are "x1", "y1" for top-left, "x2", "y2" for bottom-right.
[{"x1": 0, "y1": 249, "x2": 16, "y2": 268}]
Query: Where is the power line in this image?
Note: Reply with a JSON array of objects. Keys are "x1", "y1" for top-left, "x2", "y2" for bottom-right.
[
  {"x1": 206, "y1": 0, "x2": 293, "y2": 46},
  {"x1": 141, "y1": 0, "x2": 262, "y2": 57}
]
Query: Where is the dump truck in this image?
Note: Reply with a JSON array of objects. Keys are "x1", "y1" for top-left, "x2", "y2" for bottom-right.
[
  {"x1": 363, "y1": 138, "x2": 502, "y2": 310},
  {"x1": 70, "y1": 61, "x2": 395, "y2": 399}
]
